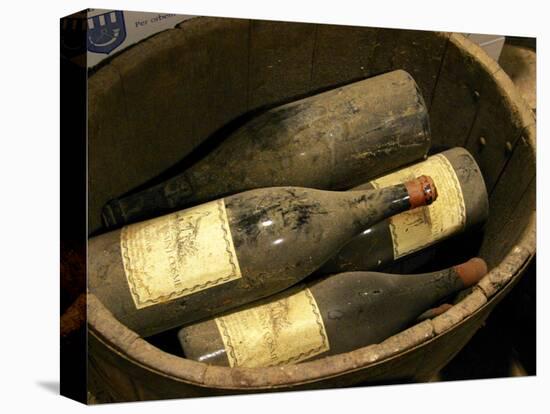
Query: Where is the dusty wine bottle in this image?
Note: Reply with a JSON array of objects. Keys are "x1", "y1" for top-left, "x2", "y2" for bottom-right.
[
  {"x1": 102, "y1": 69, "x2": 431, "y2": 228},
  {"x1": 88, "y1": 176, "x2": 437, "y2": 337},
  {"x1": 178, "y1": 258, "x2": 487, "y2": 368},
  {"x1": 320, "y1": 147, "x2": 489, "y2": 273}
]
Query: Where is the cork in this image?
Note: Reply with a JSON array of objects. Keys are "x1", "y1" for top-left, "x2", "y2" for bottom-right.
[
  {"x1": 454, "y1": 258, "x2": 488, "y2": 287},
  {"x1": 405, "y1": 175, "x2": 438, "y2": 209}
]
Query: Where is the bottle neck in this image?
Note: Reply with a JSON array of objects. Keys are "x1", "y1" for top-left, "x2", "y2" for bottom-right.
[
  {"x1": 346, "y1": 184, "x2": 411, "y2": 231},
  {"x1": 417, "y1": 267, "x2": 466, "y2": 300},
  {"x1": 102, "y1": 173, "x2": 195, "y2": 228},
  {"x1": 397, "y1": 258, "x2": 488, "y2": 305}
]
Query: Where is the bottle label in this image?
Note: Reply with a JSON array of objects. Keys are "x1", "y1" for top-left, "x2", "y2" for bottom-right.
[
  {"x1": 120, "y1": 199, "x2": 242, "y2": 309},
  {"x1": 371, "y1": 154, "x2": 466, "y2": 259},
  {"x1": 214, "y1": 287, "x2": 330, "y2": 368}
]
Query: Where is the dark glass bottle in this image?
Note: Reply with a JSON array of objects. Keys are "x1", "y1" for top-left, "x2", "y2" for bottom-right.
[
  {"x1": 319, "y1": 147, "x2": 489, "y2": 274},
  {"x1": 88, "y1": 176, "x2": 436, "y2": 337},
  {"x1": 178, "y1": 258, "x2": 487, "y2": 368},
  {"x1": 102, "y1": 69, "x2": 431, "y2": 228}
]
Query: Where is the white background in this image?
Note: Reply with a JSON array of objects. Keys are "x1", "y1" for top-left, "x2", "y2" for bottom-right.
[{"x1": 0, "y1": 0, "x2": 547, "y2": 412}]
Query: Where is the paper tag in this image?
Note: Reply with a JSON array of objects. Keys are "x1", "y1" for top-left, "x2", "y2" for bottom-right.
[
  {"x1": 215, "y1": 287, "x2": 329, "y2": 367},
  {"x1": 371, "y1": 154, "x2": 466, "y2": 258},
  {"x1": 120, "y1": 199, "x2": 241, "y2": 309}
]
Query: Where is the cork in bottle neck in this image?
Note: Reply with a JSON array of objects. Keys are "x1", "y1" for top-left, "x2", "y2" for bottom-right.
[
  {"x1": 453, "y1": 258, "x2": 488, "y2": 287},
  {"x1": 404, "y1": 175, "x2": 438, "y2": 209}
]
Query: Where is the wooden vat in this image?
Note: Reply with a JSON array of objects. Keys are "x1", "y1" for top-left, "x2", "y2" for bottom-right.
[{"x1": 86, "y1": 17, "x2": 536, "y2": 402}]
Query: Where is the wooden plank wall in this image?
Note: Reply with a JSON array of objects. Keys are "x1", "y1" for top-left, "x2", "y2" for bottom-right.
[
  {"x1": 430, "y1": 34, "x2": 535, "y2": 194},
  {"x1": 430, "y1": 35, "x2": 488, "y2": 151},
  {"x1": 310, "y1": 24, "x2": 378, "y2": 90},
  {"x1": 480, "y1": 124, "x2": 536, "y2": 267},
  {"x1": 369, "y1": 28, "x2": 449, "y2": 111},
  {"x1": 88, "y1": 65, "x2": 132, "y2": 234},
  {"x1": 464, "y1": 68, "x2": 530, "y2": 192},
  {"x1": 247, "y1": 20, "x2": 316, "y2": 110},
  {"x1": 428, "y1": 34, "x2": 536, "y2": 269}
]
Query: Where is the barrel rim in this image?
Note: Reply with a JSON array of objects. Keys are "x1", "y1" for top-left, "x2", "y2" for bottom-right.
[{"x1": 87, "y1": 25, "x2": 536, "y2": 391}]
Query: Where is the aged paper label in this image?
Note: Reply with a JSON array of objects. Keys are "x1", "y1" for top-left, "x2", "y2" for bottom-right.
[
  {"x1": 215, "y1": 287, "x2": 329, "y2": 368},
  {"x1": 371, "y1": 154, "x2": 466, "y2": 258},
  {"x1": 120, "y1": 199, "x2": 242, "y2": 309}
]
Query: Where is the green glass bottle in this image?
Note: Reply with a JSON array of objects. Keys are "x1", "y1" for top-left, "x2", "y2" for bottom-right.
[
  {"x1": 320, "y1": 147, "x2": 489, "y2": 274},
  {"x1": 102, "y1": 70, "x2": 431, "y2": 228},
  {"x1": 178, "y1": 258, "x2": 487, "y2": 367},
  {"x1": 89, "y1": 176, "x2": 436, "y2": 337}
]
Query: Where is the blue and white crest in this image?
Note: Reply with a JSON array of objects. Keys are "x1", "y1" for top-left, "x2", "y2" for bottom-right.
[{"x1": 87, "y1": 11, "x2": 127, "y2": 55}]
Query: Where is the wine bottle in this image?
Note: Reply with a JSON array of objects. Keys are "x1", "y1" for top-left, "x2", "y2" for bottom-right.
[
  {"x1": 102, "y1": 69, "x2": 431, "y2": 228},
  {"x1": 178, "y1": 258, "x2": 487, "y2": 368},
  {"x1": 319, "y1": 147, "x2": 489, "y2": 274},
  {"x1": 88, "y1": 176, "x2": 437, "y2": 337}
]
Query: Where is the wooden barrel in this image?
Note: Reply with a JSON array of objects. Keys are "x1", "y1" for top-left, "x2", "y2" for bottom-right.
[{"x1": 86, "y1": 17, "x2": 536, "y2": 402}]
